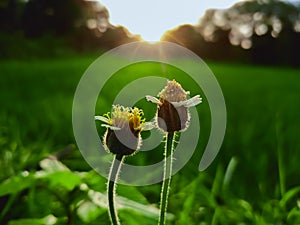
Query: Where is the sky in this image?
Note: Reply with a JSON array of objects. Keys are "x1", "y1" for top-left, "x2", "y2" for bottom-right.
[
  {"x1": 100, "y1": 0, "x2": 243, "y2": 42},
  {"x1": 99, "y1": 0, "x2": 298, "y2": 42}
]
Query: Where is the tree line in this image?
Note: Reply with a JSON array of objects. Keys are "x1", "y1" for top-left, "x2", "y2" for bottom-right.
[
  {"x1": 1, "y1": 0, "x2": 300, "y2": 66},
  {"x1": 162, "y1": 0, "x2": 300, "y2": 66}
]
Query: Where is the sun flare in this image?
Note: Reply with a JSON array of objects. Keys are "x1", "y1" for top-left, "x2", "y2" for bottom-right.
[
  {"x1": 99, "y1": 0, "x2": 251, "y2": 42},
  {"x1": 100, "y1": 0, "x2": 204, "y2": 42}
]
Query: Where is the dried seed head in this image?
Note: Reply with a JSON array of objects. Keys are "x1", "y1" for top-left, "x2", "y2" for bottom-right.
[{"x1": 158, "y1": 80, "x2": 189, "y2": 102}]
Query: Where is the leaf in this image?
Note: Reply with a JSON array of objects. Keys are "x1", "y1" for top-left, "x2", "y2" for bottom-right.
[
  {"x1": 87, "y1": 189, "x2": 107, "y2": 208},
  {"x1": 280, "y1": 186, "x2": 300, "y2": 207},
  {"x1": 117, "y1": 185, "x2": 149, "y2": 205},
  {"x1": 87, "y1": 189, "x2": 174, "y2": 220},
  {"x1": 0, "y1": 172, "x2": 34, "y2": 197},
  {"x1": 44, "y1": 171, "x2": 81, "y2": 191},
  {"x1": 37, "y1": 158, "x2": 82, "y2": 191},
  {"x1": 119, "y1": 210, "x2": 158, "y2": 225},
  {"x1": 287, "y1": 207, "x2": 300, "y2": 224},
  {"x1": 8, "y1": 214, "x2": 57, "y2": 225},
  {"x1": 223, "y1": 157, "x2": 238, "y2": 190},
  {"x1": 211, "y1": 164, "x2": 224, "y2": 196},
  {"x1": 39, "y1": 157, "x2": 69, "y2": 173},
  {"x1": 79, "y1": 170, "x2": 108, "y2": 191},
  {"x1": 77, "y1": 200, "x2": 106, "y2": 223}
]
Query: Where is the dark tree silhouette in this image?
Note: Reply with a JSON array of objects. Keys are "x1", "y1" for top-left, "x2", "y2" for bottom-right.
[
  {"x1": 22, "y1": 0, "x2": 84, "y2": 37},
  {"x1": 163, "y1": 0, "x2": 300, "y2": 66},
  {"x1": 0, "y1": 0, "x2": 24, "y2": 32},
  {"x1": 1, "y1": 0, "x2": 300, "y2": 64}
]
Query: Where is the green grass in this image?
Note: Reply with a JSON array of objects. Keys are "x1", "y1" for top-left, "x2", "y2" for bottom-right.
[{"x1": 0, "y1": 57, "x2": 300, "y2": 224}]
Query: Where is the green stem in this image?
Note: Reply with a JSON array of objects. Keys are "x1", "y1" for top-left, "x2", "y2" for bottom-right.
[
  {"x1": 108, "y1": 154, "x2": 124, "y2": 225},
  {"x1": 158, "y1": 132, "x2": 175, "y2": 225}
]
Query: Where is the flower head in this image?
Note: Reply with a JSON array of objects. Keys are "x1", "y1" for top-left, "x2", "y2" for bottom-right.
[
  {"x1": 95, "y1": 105, "x2": 150, "y2": 156},
  {"x1": 146, "y1": 80, "x2": 202, "y2": 132}
]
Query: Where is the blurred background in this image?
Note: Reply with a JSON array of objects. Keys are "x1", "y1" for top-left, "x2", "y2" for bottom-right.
[
  {"x1": 1, "y1": 0, "x2": 300, "y2": 224},
  {"x1": 1, "y1": 0, "x2": 300, "y2": 65}
]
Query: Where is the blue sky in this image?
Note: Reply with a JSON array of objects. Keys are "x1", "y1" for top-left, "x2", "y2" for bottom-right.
[{"x1": 100, "y1": 0, "x2": 298, "y2": 42}]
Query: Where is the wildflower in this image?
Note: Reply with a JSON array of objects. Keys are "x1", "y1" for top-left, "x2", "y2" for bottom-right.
[
  {"x1": 95, "y1": 105, "x2": 152, "y2": 225},
  {"x1": 146, "y1": 80, "x2": 202, "y2": 225},
  {"x1": 95, "y1": 105, "x2": 151, "y2": 156},
  {"x1": 146, "y1": 80, "x2": 202, "y2": 132}
]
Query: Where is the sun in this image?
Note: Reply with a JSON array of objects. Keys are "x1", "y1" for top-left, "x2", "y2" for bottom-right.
[
  {"x1": 139, "y1": 29, "x2": 167, "y2": 43},
  {"x1": 137, "y1": 24, "x2": 173, "y2": 43}
]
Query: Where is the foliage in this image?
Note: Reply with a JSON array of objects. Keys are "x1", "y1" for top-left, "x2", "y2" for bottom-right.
[
  {"x1": 1, "y1": 0, "x2": 300, "y2": 66},
  {"x1": 162, "y1": 0, "x2": 300, "y2": 66},
  {"x1": 0, "y1": 0, "x2": 140, "y2": 58},
  {"x1": 0, "y1": 58, "x2": 300, "y2": 224},
  {"x1": 0, "y1": 157, "x2": 163, "y2": 225}
]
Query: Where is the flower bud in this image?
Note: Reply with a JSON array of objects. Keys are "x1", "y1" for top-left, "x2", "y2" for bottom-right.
[
  {"x1": 95, "y1": 106, "x2": 146, "y2": 156},
  {"x1": 146, "y1": 80, "x2": 202, "y2": 132}
]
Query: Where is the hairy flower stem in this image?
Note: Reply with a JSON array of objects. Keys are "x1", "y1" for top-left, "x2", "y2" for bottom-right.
[
  {"x1": 108, "y1": 154, "x2": 124, "y2": 225},
  {"x1": 158, "y1": 132, "x2": 176, "y2": 225}
]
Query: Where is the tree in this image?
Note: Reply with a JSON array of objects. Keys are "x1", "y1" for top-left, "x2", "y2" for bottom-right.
[
  {"x1": 22, "y1": 0, "x2": 84, "y2": 37},
  {"x1": 197, "y1": 0, "x2": 300, "y2": 65}
]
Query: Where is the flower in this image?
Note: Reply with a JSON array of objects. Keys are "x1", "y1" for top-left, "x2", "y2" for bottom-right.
[
  {"x1": 95, "y1": 105, "x2": 151, "y2": 156},
  {"x1": 146, "y1": 80, "x2": 202, "y2": 132}
]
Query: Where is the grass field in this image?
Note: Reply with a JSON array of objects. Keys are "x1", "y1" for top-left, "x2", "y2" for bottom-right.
[{"x1": 0, "y1": 56, "x2": 300, "y2": 225}]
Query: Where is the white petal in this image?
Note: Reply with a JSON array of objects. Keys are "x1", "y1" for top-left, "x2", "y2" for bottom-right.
[
  {"x1": 145, "y1": 95, "x2": 161, "y2": 105},
  {"x1": 184, "y1": 95, "x2": 202, "y2": 107},
  {"x1": 171, "y1": 95, "x2": 202, "y2": 108},
  {"x1": 95, "y1": 116, "x2": 109, "y2": 123},
  {"x1": 101, "y1": 124, "x2": 121, "y2": 130},
  {"x1": 137, "y1": 122, "x2": 155, "y2": 131}
]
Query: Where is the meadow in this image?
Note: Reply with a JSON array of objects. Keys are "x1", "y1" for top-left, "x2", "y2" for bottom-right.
[{"x1": 0, "y1": 56, "x2": 300, "y2": 225}]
